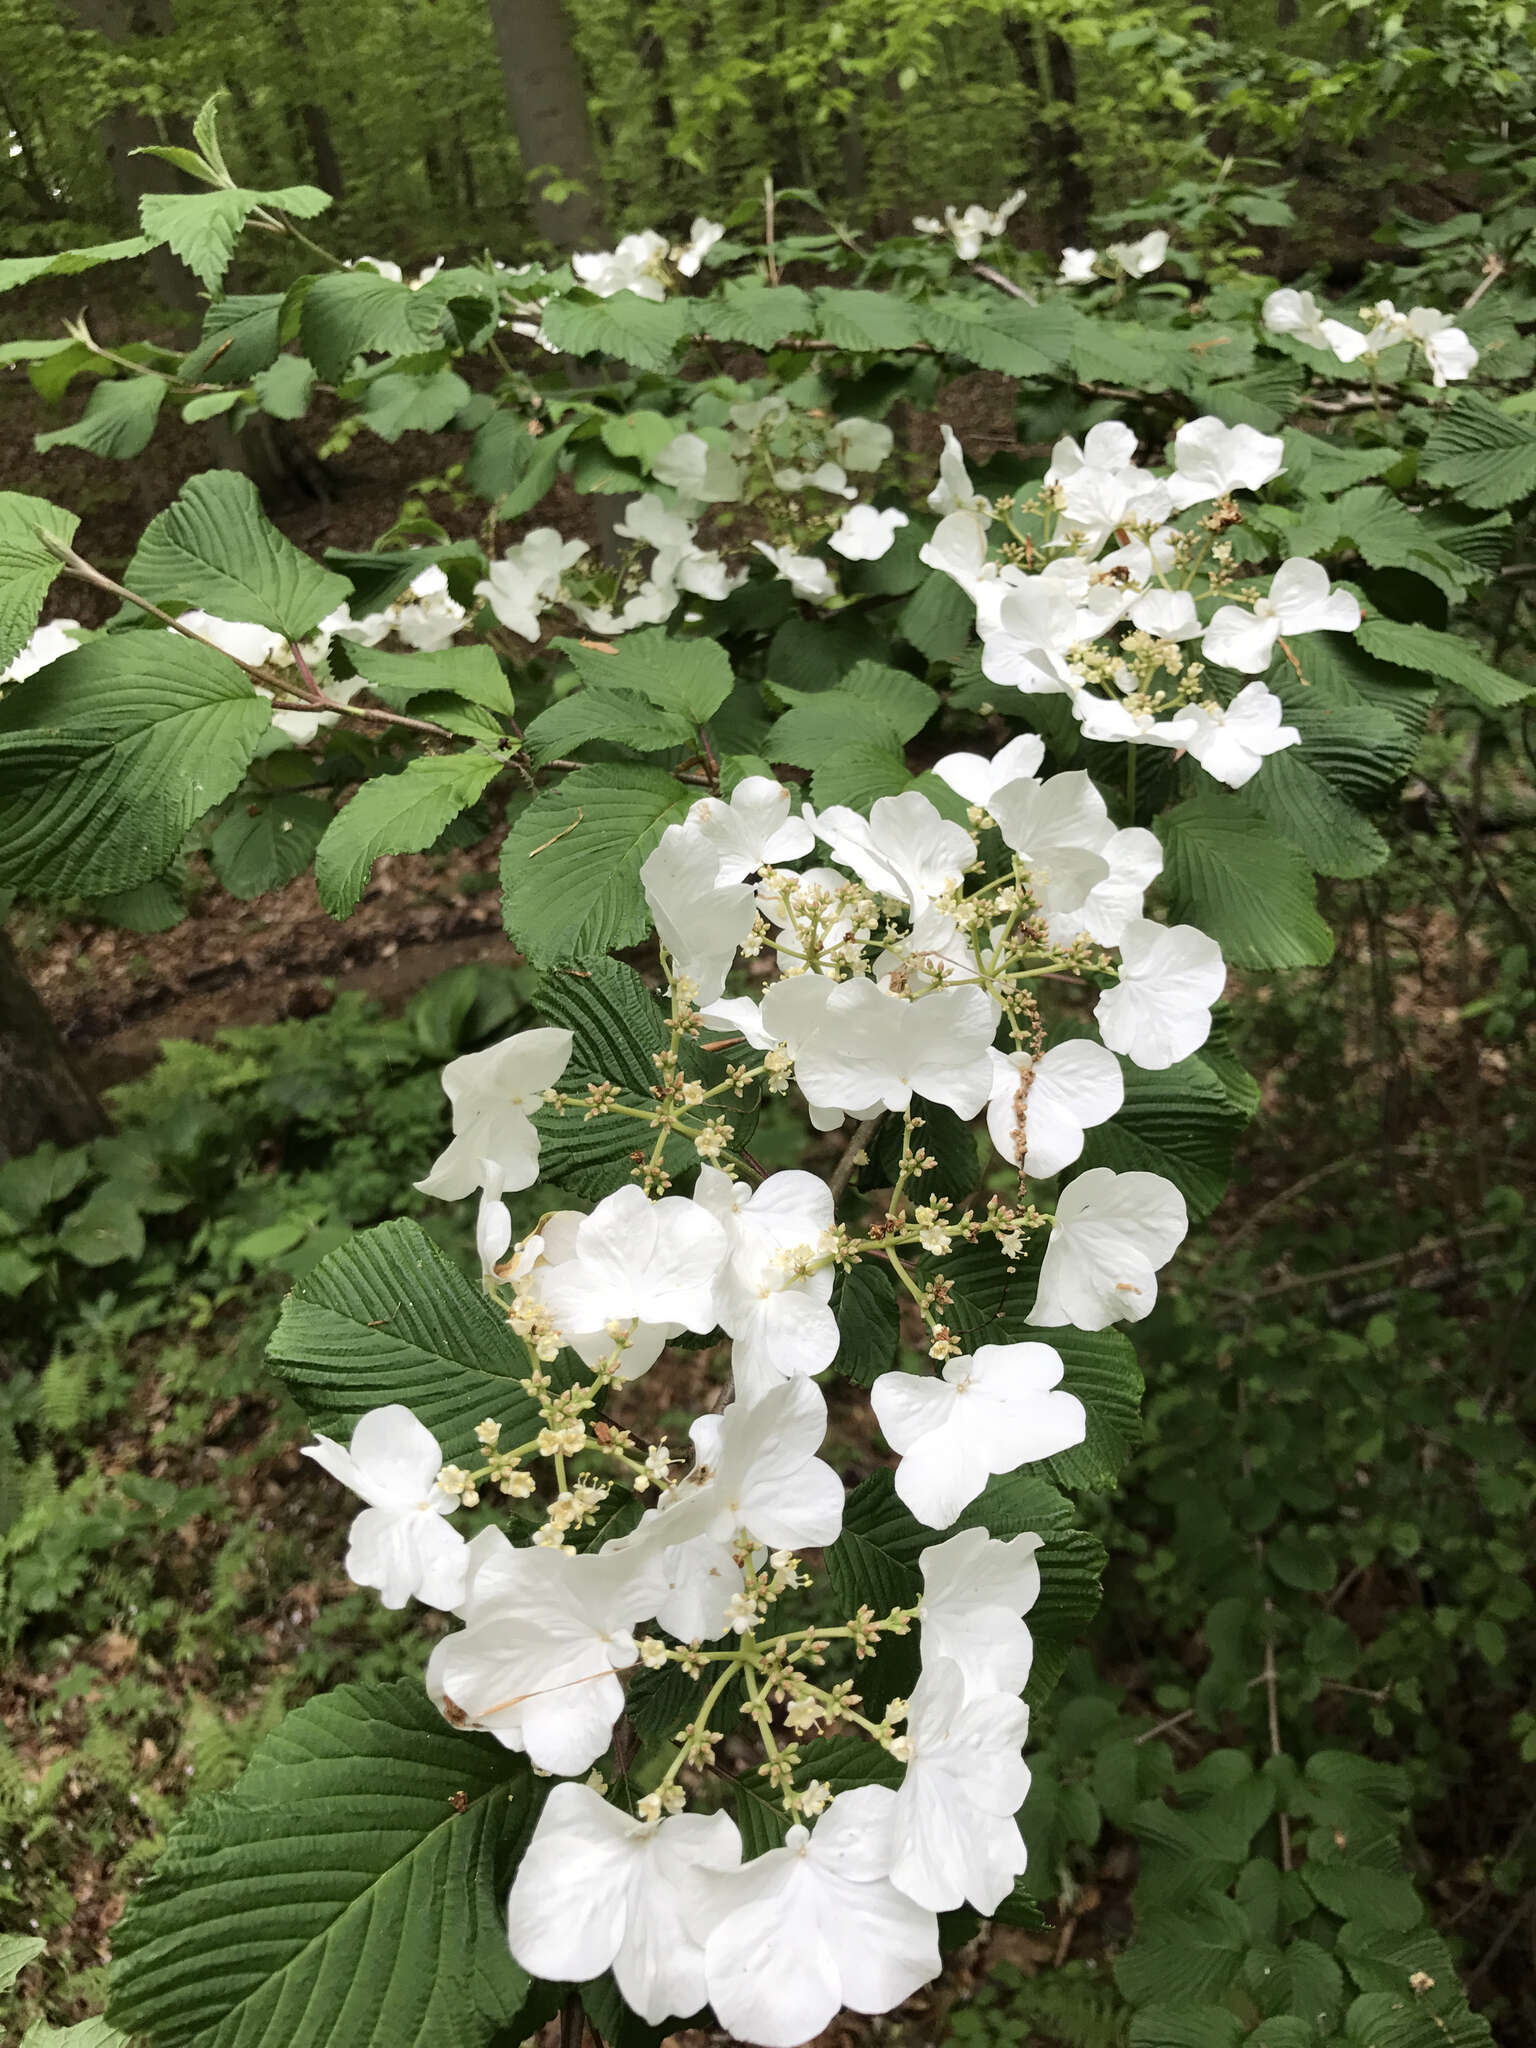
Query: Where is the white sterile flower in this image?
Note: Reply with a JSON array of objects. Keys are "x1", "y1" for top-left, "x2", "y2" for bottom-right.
[
  {"x1": 814, "y1": 788, "x2": 974, "y2": 913},
  {"x1": 693, "y1": 1167, "x2": 838, "y2": 1403},
  {"x1": 427, "y1": 1535, "x2": 662, "y2": 1773},
  {"x1": 573, "y1": 228, "x2": 670, "y2": 301},
  {"x1": 641, "y1": 825, "x2": 756, "y2": 1005},
  {"x1": 1072, "y1": 686, "x2": 1199, "y2": 752},
  {"x1": 704, "y1": 1786, "x2": 941, "y2": 2048},
  {"x1": 1360, "y1": 298, "x2": 1412, "y2": 354},
  {"x1": 1046, "y1": 418, "x2": 1139, "y2": 484},
  {"x1": 761, "y1": 975, "x2": 997, "y2": 1120},
  {"x1": 672, "y1": 216, "x2": 725, "y2": 278},
  {"x1": 986, "y1": 1039, "x2": 1124, "y2": 1178},
  {"x1": 872, "y1": 1342, "x2": 1085, "y2": 1529},
  {"x1": 933, "y1": 733, "x2": 1046, "y2": 808},
  {"x1": 414, "y1": 1026, "x2": 574, "y2": 1201},
  {"x1": 529, "y1": 1183, "x2": 727, "y2": 1379},
  {"x1": 1044, "y1": 821, "x2": 1163, "y2": 951},
  {"x1": 1095, "y1": 917, "x2": 1225, "y2": 1069},
  {"x1": 926, "y1": 424, "x2": 992, "y2": 520},
  {"x1": 392, "y1": 565, "x2": 466, "y2": 651},
  {"x1": 1028, "y1": 1166, "x2": 1188, "y2": 1330},
  {"x1": 265, "y1": 676, "x2": 366, "y2": 746},
  {"x1": 1181, "y1": 679, "x2": 1300, "y2": 788},
  {"x1": 890, "y1": 1658, "x2": 1031, "y2": 1912},
  {"x1": 1261, "y1": 286, "x2": 1369, "y2": 363},
  {"x1": 474, "y1": 528, "x2": 589, "y2": 640},
  {"x1": 476, "y1": 1159, "x2": 513, "y2": 1277},
  {"x1": 651, "y1": 429, "x2": 743, "y2": 503},
  {"x1": 1128, "y1": 587, "x2": 1201, "y2": 641},
  {"x1": 302, "y1": 1405, "x2": 466, "y2": 1610},
  {"x1": 920, "y1": 1527, "x2": 1042, "y2": 1701},
  {"x1": 827, "y1": 415, "x2": 894, "y2": 471},
  {"x1": 986, "y1": 771, "x2": 1114, "y2": 915},
  {"x1": 830, "y1": 503, "x2": 910, "y2": 561},
  {"x1": 569, "y1": 580, "x2": 677, "y2": 636},
  {"x1": 346, "y1": 255, "x2": 403, "y2": 282},
  {"x1": 979, "y1": 577, "x2": 1084, "y2": 696},
  {"x1": 321, "y1": 602, "x2": 392, "y2": 649},
  {"x1": 1405, "y1": 307, "x2": 1477, "y2": 386},
  {"x1": 920, "y1": 513, "x2": 1024, "y2": 633},
  {"x1": 1202, "y1": 556, "x2": 1361, "y2": 674},
  {"x1": 2, "y1": 616, "x2": 85, "y2": 683},
  {"x1": 1166, "y1": 417, "x2": 1285, "y2": 511},
  {"x1": 176, "y1": 609, "x2": 285, "y2": 667},
  {"x1": 1057, "y1": 463, "x2": 1172, "y2": 551},
  {"x1": 409, "y1": 256, "x2": 445, "y2": 290},
  {"x1": 687, "y1": 775, "x2": 815, "y2": 880},
  {"x1": 509, "y1": 1784, "x2": 741, "y2": 2024},
  {"x1": 915, "y1": 188, "x2": 1026, "y2": 261},
  {"x1": 1058, "y1": 246, "x2": 1098, "y2": 284},
  {"x1": 1106, "y1": 228, "x2": 1169, "y2": 277},
  {"x1": 752, "y1": 541, "x2": 837, "y2": 602},
  {"x1": 616, "y1": 493, "x2": 743, "y2": 603},
  {"x1": 772, "y1": 458, "x2": 855, "y2": 500}
]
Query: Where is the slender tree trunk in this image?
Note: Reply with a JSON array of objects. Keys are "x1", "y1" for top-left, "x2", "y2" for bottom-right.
[
  {"x1": 486, "y1": 0, "x2": 606, "y2": 250},
  {"x1": 1003, "y1": 18, "x2": 1092, "y2": 248},
  {"x1": 0, "y1": 934, "x2": 106, "y2": 1163}
]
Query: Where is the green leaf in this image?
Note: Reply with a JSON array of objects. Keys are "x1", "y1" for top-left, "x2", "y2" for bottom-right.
[
  {"x1": 1341, "y1": 1990, "x2": 1493, "y2": 2048},
  {"x1": 1326, "y1": 486, "x2": 1474, "y2": 599},
  {"x1": 1420, "y1": 389, "x2": 1536, "y2": 509},
  {"x1": 252, "y1": 354, "x2": 317, "y2": 420},
  {"x1": 182, "y1": 293, "x2": 285, "y2": 382},
  {"x1": 314, "y1": 753, "x2": 503, "y2": 918},
  {"x1": 767, "y1": 662, "x2": 937, "y2": 772},
  {"x1": 829, "y1": 1260, "x2": 901, "y2": 1387},
  {"x1": 1156, "y1": 797, "x2": 1333, "y2": 971},
  {"x1": 557, "y1": 628, "x2": 733, "y2": 725},
  {"x1": 540, "y1": 292, "x2": 694, "y2": 372},
  {"x1": 0, "y1": 490, "x2": 78, "y2": 670},
  {"x1": 1115, "y1": 1895, "x2": 1252, "y2": 2006},
  {"x1": 362, "y1": 367, "x2": 473, "y2": 442},
  {"x1": 0, "y1": 636, "x2": 271, "y2": 896},
  {"x1": 108, "y1": 1679, "x2": 538, "y2": 2048},
  {"x1": 343, "y1": 643, "x2": 513, "y2": 715},
  {"x1": 181, "y1": 390, "x2": 242, "y2": 422},
  {"x1": 267, "y1": 1220, "x2": 545, "y2": 1457},
  {"x1": 1356, "y1": 616, "x2": 1531, "y2": 710},
  {"x1": 499, "y1": 763, "x2": 694, "y2": 964},
  {"x1": 209, "y1": 792, "x2": 331, "y2": 899},
  {"x1": 465, "y1": 412, "x2": 576, "y2": 515},
  {"x1": 299, "y1": 268, "x2": 446, "y2": 381},
  {"x1": 600, "y1": 409, "x2": 682, "y2": 466},
  {"x1": 813, "y1": 288, "x2": 926, "y2": 351},
  {"x1": 1128, "y1": 2008, "x2": 1246, "y2": 2048},
  {"x1": 21, "y1": 2017, "x2": 130, "y2": 2048},
  {"x1": 0, "y1": 236, "x2": 155, "y2": 294},
  {"x1": 35, "y1": 376, "x2": 166, "y2": 460},
  {"x1": 917, "y1": 296, "x2": 1056, "y2": 376},
  {"x1": 898, "y1": 567, "x2": 977, "y2": 662},
  {"x1": 1038, "y1": 1328, "x2": 1143, "y2": 1492},
  {"x1": 56, "y1": 1189, "x2": 146, "y2": 1267},
  {"x1": 703, "y1": 282, "x2": 816, "y2": 348},
  {"x1": 809, "y1": 742, "x2": 912, "y2": 809},
  {"x1": 1245, "y1": 1938, "x2": 1345, "y2": 2025},
  {"x1": 89, "y1": 873, "x2": 186, "y2": 932},
  {"x1": 523, "y1": 687, "x2": 694, "y2": 763},
  {"x1": 1077, "y1": 1049, "x2": 1250, "y2": 1221},
  {"x1": 0, "y1": 1932, "x2": 46, "y2": 1991},
  {"x1": 126, "y1": 471, "x2": 351, "y2": 637},
  {"x1": 140, "y1": 184, "x2": 331, "y2": 291}
]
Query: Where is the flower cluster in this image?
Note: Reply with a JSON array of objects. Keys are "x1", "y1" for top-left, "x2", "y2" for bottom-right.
[
  {"x1": 921, "y1": 415, "x2": 1364, "y2": 788},
  {"x1": 571, "y1": 218, "x2": 726, "y2": 301},
  {"x1": 912, "y1": 187, "x2": 1028, "y2": 261},
  {"x1": 1263, "y1": 287, "x2": 1477, "y2": 387},
  {"x1": 1057, "y1": 230, "x2": 1170, "y2": 284},
  {"x1": 300, "y1": 735, "x2": 1219, "y2": 2039}
]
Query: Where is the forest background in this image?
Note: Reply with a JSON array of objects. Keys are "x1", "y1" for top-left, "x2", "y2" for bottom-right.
[{"x1": 0, "y1": 2, "x2": 1533, "y2": 2047}]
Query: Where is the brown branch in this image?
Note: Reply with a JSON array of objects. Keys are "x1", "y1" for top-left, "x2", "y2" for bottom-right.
[{"x1": 828, "y1": 1113, "x2": 884, "y2": 1202}]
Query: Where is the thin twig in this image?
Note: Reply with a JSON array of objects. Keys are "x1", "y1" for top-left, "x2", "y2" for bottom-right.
[
  {"x1": 763, "y1": 174, "x2": 779, "y2": 287},
  {"x1": 1262, "y1": 1602, "x2": 1293, "y2": 1871},
  {"x1": 1462, "y1": 252, "x2": 1506, "y2": 313},
  {"x1": 971, "y1": 261, "x2": 1030, "y2": 300},
  {"x1": 828, "y1": 1114, "x2": 884, "y2": 1203},
  {"x1": 1215, "y1": 1222, "x2": 1508, "y2": 1304}
]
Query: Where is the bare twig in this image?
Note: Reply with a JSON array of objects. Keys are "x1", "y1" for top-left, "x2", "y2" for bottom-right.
[
  {"x1": 828, "y1": 1114, "x2": 884, "y2": 1203},
  {"x1": 1262, "y1": 1602, "x2": 1293, "y2": 1871},
  {"x1": 1462, "y1": 251, "x2": 1506, "y2": 313},
  {"x1": 763, "y1": 174, "x2": 779, "y2": 287},
  {"x1": 971, "y1": 261, "x2": 1030, "y2": 300}
]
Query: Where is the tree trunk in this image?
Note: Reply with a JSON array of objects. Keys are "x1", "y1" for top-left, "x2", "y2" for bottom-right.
[
  {"x1": 486, "y1": 0, "x2": 606, "y2": 250},
  {"x1": 1003, "y1": 18, "x2": 1092, "y2": 249},
  {"x1": 0, "y1": 933, "x2": 106, "y2": 1163},
  {"x1": 55, "y1": 0, "x2": 202, "y2": 314}
]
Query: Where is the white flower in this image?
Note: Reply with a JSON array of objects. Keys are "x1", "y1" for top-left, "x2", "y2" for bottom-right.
[
  {"x1": 568, "y1": 580, "x2": 677, "y2": 636},
  {"x1": 986, "y1": 1039, "x2": 1124, "y2": 1178},
  {"x1": 509, "y1": 1785, "x2": 741, "y2": 2023},
  {"x1": 409, "y1": 256, "x2": 445, "y2": 290},
  {"x1": 752, "y1": 541, "x2": 837, "y2": 602},
  {"x1": 693, "y1": 1167, "x2": 838, "y2": 1403},
  {"x1": 920, "y1": 1527, "x2": 1042, "y2": 1701},
  {"x1": 1095, "y1": 918, "x2": 1225, "y2": 1069},
  {"x1": 346, "y1": 255, "x2": 403, "y2": 282},
  {"x1": 474, "y1": 529, "x2": 589, "y2": 640},
  {"x1": 302, "y1": 1405, "x2": 466, "y2": 1610},
  {"x1": 528, "y1": 1183, "x2": 727, "y2": 1378},
  {"x1": 1044, "y1": 822, "x2": 1163, "y2": 951},
  {"x1": 573, "y1": 228, "x2": 670, "y2": 301},
  {"x1": 1047, "y1": 419, "x2": 1139, "y2": 483},
  {"x1": 1166, "y1": 417, "x2": 1285, "y2": 511},
  {"x1": 2, "y1": 616, "x2": 85, "y2": 684},
  {"x1": 1128, "y1": 588, "x2": 1201, "y2": 641},
  {"x1": 651, "y1": 429, "x2": 743, "y2": 503},
  {"x1": 616, "y1": 493, "x2": 742, "y2": 603},
  {"x1": 705, "y1": 1786, "x2": 941, "y2": 2047},
  {"x1": 772, "y1": 458, "x2": 855, "y2": 500},
  {"x1": 475, "y1": 1159, "x2": 513, "y2": 1277},
  {"x1": 979, "y1": 578, "x2": 1084, "y2": 696},
  {"x1": 687, "y1": 775, "x2": 815, "y2": 880},
  {"x1": 813, "y1": 788, "x2": 975, "y2": 913},
  {"x1": 829, "y1": 503, "x2": 910, "y2": 561},
  {"x1": 641, "y1": 826, "x2": 756, "y2": 1006},
  {"x1": 1181, "y1": 679, "x2": 1300, "y2": 788},
  {"x1": 889, "y1": 1658, "x2": 1031, "y2": 1911},
  {"x1": 1261, "y1": 287, "x2": 1368, "y2": 363},
  {"x1": 1058, "y1": 246, "x2": 1098, "y2": 284},
  {"x1": 913, "y1": 188, "x2": 1027, "y2": 261},
  {"x1": 1106, "y1": 228, "x2": 1169, "y2": 277},
  {"x1": 926, "y1": 424, "x2": 992, "y2": 520},
  {"x1": 392, "y1": 565, "x2": 466, "y2": 651},
  {"x1": 427, "y1": 1536, "x2": 662, "y2": 1773},
  {"x1": 1201, "y1": 557, "x2": 1361, "y2": 674},
  {"x1": 414, "y1": 1026, "x2": 573, "y2": 1201},
  {"x1": 986, "y1": 772, "x2": 1115, "y2": 916},
  {"x1": 1028, "y1": 1166, "x2": 1187, "y2": 1330},
  {"x1": 1072, "y1": 687, "x2": 1198, "y2": 752},
  {"x1": 760, "y1": 975, "x2": 997, "y2": 1120},
  {"x1": 1405, "y1": 308, "x2": 1478, "y2": 386},
  {"x1": 176, "y1": 610, "x2": 285, "y2": 667},
  {"x1": 932, "y1": 733, "x2": 1045, "y2": 808},
  {"x1": 672, "y1": 217, "x2": 725, "y2": 278},
  {"x1": 827, "y1": 416, "x2": 894, "y2": 472},
  {"x1": 871, "y1": 1341, "x2": 1085, "y2": 1528}
]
